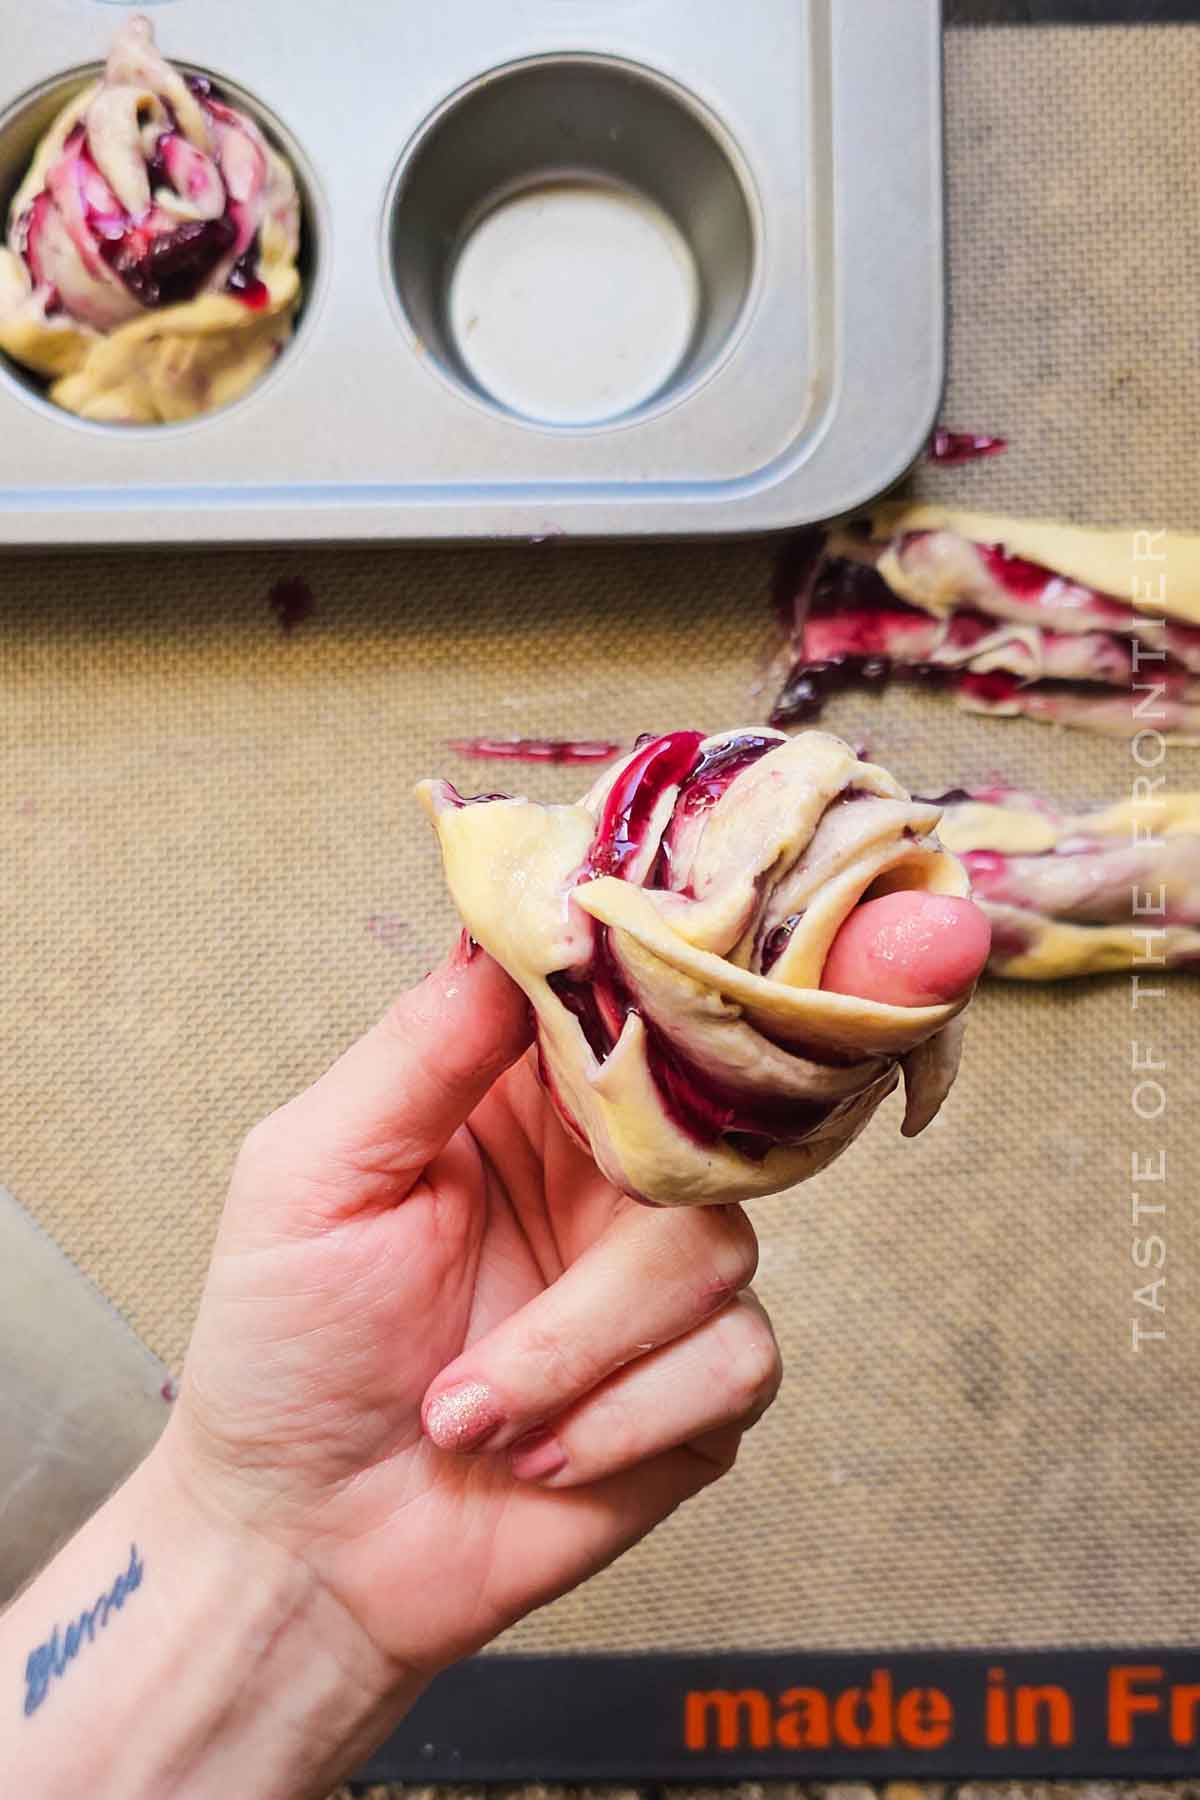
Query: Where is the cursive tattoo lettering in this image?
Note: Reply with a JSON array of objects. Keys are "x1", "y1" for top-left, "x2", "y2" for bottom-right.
[{"x1": 23, "y1": 1544, "x2": 144, "y2": 1717}]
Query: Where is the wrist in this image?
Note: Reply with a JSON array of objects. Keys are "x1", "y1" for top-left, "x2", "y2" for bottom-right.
[
  {"x1": 134, "y1": 1440, "x2": 423, "y2": 1798},
  {"x1": 1, "y1": 1442, "x2": 423, "y2": 1800}
]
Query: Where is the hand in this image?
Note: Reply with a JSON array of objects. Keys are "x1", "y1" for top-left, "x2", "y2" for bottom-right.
[
  {"x1": 163, "y1": 941, "x2": 782, "y2": 1692},
  {"x1": 0, "y1": 890, "x2": 985, "y2": 1800}
]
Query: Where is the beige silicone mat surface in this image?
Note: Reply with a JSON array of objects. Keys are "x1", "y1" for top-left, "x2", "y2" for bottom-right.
[{"x1": 2, "y1": 23, "x2": 1199, "y2": 1663}]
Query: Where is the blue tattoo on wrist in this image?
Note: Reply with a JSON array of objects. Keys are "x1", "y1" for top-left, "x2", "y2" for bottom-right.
[{"x1": 23, "y1": 1544, "x2": 144, "y2": 1717}]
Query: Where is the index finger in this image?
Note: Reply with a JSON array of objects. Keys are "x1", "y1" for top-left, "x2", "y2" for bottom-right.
[{"x1": 254, "y1": 940, "x2": 532, "y2": 1214}]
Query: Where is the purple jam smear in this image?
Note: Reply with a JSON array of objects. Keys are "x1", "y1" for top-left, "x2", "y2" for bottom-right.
[
  {"x1": 29, "y1": 95, "x2": 268, "y2": 315},
  {"x1": 771, "y1": 527, "x2": 827, "y2": 623},
  {"x1": 961, "y1": 849, "x2": 1007, "y2": 884},
  {"x1": 652, "y1": 733, "x2": 779, "y2": 889},
  {"x1": 674, "y1": 734, "x2": 779, "y2": 818},
  {"x1": 547, "y1": 932, "x2": 837, "y2": 1161},
  {"x1": 268, "y1": 576, "x2": 314, "y2": 634},
  {"x1": 986, "y1": 920, "x2": 1034, "y2": 961},
  {"x1": 642, "y1": 1016, "x2": 837, "y2": 1161},
  {"x1": 450, "y1": 737, "x2": 623, "y2": 765},
  {"x1": 771, "y1": 655, "x2": 899, "y2": 725},
  {"x1": 810, "y1": 553, "x2": 901, "y2": 619},
  {"x1": 978, "y1": 543, "x2": 1063, "y2": 601},
  {"x1": 114, "y1": 214, "x2": 238, "y2": 308},
  {"x1": 779, "y1": 648, "x2": 1191, "y2": 726},
  {"x1": 958, "y1": 670, "x2": 1021, "y2": 705},
  {"x1": 928, "y1": 428, "x2": 1007, "y2": 464},
  {"x1": 587, "y1": 731, "x2": 704, "y2": 879},
  {"x1": 975, "y1": 542, "x2": 1131, "y2": 623},
  {"x1": 760, "y1": 914, "x2": 802, "y2": 974},
  {"x1": 55, "y1": 126, "x2": 236, "y2": 309},
  {"x1": 915, "y1": 788, "x2": 977, "y2": 808},
  {"x1": 226, "y1": 233, "x2": 269, "y2": 309},
  {"x1": 769, "y1": 530, "x2": 1181, "y2": 727},
  {"x1": 547, "y1": 968, "x2": 613, "y2": 1064}
]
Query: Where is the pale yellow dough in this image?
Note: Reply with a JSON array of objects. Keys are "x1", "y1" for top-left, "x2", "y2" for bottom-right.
[
  {"x1": 0, "y1": 24, "x2": 301, "y2": 424},
  {"x1": 938, "y1": 791, "x2": 1200, "y2": 979},
  {"x1": 419, "y1": 730, "x2": 976, "y2": 1207},
  {"x1": 857, "y1": 503, "x2": 1200, "y2": 626}
]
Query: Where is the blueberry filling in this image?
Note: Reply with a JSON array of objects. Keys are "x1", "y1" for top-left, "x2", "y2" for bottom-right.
[
  {"x1": 651, "y1": 733, "x2": 778, "y2": 888},
  {"x1": 586, "y1": 730, "x2": 704, "y2": 879},
  {"x1": 771, "y1": 534, "x2": 1198, "y2": 726},
  {"x1": 760, "y1": 915, "x2": 801, "y2": 973},
  {"x1": 547, "y1": 965, "x2": 615, "y2": 1064},
  {"x1": 673, "y1": 734, "x2": 780, "y2": 817},
  {"x1": 987, "y1": 921, "x2": 1034, "y2": 960},
  {"x1": 23, "y1": 89, "x2": 269, "y2": 315},
  {"x1": 548, "y1": 934, "x2": 838, "y2": 1162},
  {"x1": 225, "y1": 233, "x2": 269, "y2": 309},
  {"x1": 640, "y1": 1015, "x2": 836, "y2": 1161},
  {"x1": 107, "y1": 214, "x2": 238, "y2": 309},
  {"x1": 545, "y1": 732, "x2": 860, "y2": 1157},
  {"x1": 914, "y1": 788, "x2": 975, "y2": 807}
]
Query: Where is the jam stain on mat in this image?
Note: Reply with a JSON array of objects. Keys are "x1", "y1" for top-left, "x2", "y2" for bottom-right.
[
  {"x1": 771, "y1": 527, "x2": 826, "y2": 624},
  {"x1": 268, "y1": 577, "x2": 314, "y2": 634},
  {"x1": 366, "y1": 914, "x2": 410, "y2": 951},
  {"x1": 449, "y1": 737, "x2": 622, "y2": 764},
  {"x1": 928, "y1": 427, "x2": 1008, "y2": 464}
]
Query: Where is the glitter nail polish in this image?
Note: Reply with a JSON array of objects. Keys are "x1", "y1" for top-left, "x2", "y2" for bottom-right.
[{"x1": 423, "y1": 1379, "x2": 504, "y2": 1452}]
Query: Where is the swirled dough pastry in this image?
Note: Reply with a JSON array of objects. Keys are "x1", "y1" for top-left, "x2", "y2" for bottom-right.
[
  {"x1": 0, "y1": 15, "x2": 301, "y2": 423},
  {"x1": 420, "y1": 728, "x2": 977, "y2": 1207},
  {"x1": 772, "y1": 507, "x2": 1200, "y2": 740},
  {"x1": 934, "y1": 786, "x2": 1200, "y2": 978}
]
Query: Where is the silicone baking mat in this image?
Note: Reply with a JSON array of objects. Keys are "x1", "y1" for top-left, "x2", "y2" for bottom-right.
[{"x1": 1, "y1": 12, "x2": 1198, "y2": 1791}]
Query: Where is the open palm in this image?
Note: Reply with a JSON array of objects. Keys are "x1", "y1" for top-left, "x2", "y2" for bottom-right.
[{"x1": 168, "y1": 948, "x2": 779, "y2": 1682}]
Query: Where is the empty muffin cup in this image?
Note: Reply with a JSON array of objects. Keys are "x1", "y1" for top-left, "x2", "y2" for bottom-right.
[{"x1": 386, "y1": 55, "x2": 758, "y2": 429}]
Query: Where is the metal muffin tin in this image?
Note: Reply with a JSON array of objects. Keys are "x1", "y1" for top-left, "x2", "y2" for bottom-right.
[{"x1": 0, "y1": 0, "x2": 944, "y2": 545}]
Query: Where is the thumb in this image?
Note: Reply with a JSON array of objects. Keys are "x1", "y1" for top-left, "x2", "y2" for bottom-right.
[
  {"x1": 256, "y1": 939, "x2": 532, "y2": 1214},
  {"x1": 821, "y1": 892, "x2": 991, "y2": 1007}
]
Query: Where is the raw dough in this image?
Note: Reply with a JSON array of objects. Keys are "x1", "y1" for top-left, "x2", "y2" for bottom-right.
[
  {"x1": 936, "y1": 787, "x2": 1200, "y2": 978},
  {"x1": 0, "y1": 15, "x2": 301, "y2": 424},
  {"x1": 419, "y1": 729, "x2": 976, "y2": 1207},
  {"x1": 772, "y1": 508, "x2": 1200, "y2": 741}
]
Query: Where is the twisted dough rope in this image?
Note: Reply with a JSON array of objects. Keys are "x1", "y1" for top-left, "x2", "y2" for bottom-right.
[
  {"x1": 0, "y1": 15, "x2": 301, "y2": 422},
  {"x1": 935, "y1": 787, "x2": 1200, "y2": 979},
  {"x1": 420, "y1": 728, "x2": 977, "y2": 1207}
]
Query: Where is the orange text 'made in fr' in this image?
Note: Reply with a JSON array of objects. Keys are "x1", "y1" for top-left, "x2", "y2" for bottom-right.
[{"x1": 684, "y1": 1665, "x2": 1200, "y2": 1753}]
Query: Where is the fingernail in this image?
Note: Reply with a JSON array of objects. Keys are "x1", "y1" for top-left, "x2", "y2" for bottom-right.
[
  {"x1": 449, "y1": 929, "x2": 481, "y2": 969},
  {"x1": 508, "y1": 1427, "x2": 567, "y2": 1483},
  {"x1": 424, "y1": 1380, "x2": 504, "y2": 1453}
]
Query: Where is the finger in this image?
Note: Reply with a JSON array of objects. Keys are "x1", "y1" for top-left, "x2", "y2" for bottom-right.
[
  {"x1": 247, "y1": 941, "x2": 531, "y2": 1211},
  {"x1": 821, "y1": 891, "x2": 991, "y2": 1006},
  {"x1": 506, "y1": 1292, "x2": 782, "y2": 1487},
  {"x1": 460, "y1": 1427, "x2": 744, "y2": 1662},
  {"x1": 421, "y1": 1200, "x2": 759, "y2": 1453}
]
